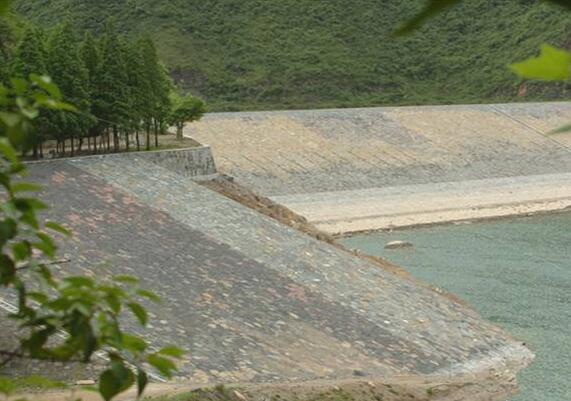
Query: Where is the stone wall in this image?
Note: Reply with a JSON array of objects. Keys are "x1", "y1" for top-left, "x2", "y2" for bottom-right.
[
  {"x1": 27, "y1": 146, "x2": 218, "y2": 179},
  {"x1": 133, "y1": 146, "x2": 218, "y2": 178}
]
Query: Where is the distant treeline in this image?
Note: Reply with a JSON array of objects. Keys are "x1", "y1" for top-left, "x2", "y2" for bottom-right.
[{"x1": 1, "y1": 20, "x2": 184, "y2": 158}]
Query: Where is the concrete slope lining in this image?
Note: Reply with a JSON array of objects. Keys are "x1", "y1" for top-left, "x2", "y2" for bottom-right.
[{"x1": 186, "y1": 102, "x2": 571, "y2": 232}]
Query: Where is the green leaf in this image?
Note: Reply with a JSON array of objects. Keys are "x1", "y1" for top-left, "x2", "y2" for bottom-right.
[
  {"x1": 158, "y1": 346, "x2": 185, "y2": 359},
  {"x1": 45, "y1": 221, "x2": 72, "y2": 237},
  {"x1": 127, "y1": 302, "x2": 148, "y2": 326},
  {"x1": 36, "y1": 232, "x2": 57, "y2": 258},
  {"x1": 395, "y1": 0, "x2": 461, "y2": 36},
  {"x1": 13, "y1": 241, "x2": 31, "y2": 261},
  {"x1": 29, "y1": 74, "x2": 62, "y2": 100},
  {"x1": 98, "y1": 358, "x2": 136, "y2": 401},
  {"x1": 0, "y1": 254, "x2": 16, "y2": 285},
  {"x1": 113, "y1": 275, "x2": 139, "y2": 285},
  {"x1": 510, "y1": 45, "x2": 571, "y2": 81},
  {"x1": 63, "y1": 276, "x2": 95, "y2": 288},
  {"x1": 136, "y1": 369, "x2": 148, "y2": 398},
  {"x1": 12, "y1": 182, "x2": 41, "y2": 193},
  {"x1": 0, "y1": 219, "x2": 17, "y2": 244},
  {"x1": 0, "y1": 111, "x2": 22, "y2": 128},
  {"x1": 147, "y1": 354, "x2": 177, "y2": 378},
  {"x1": 0, "y1": 138, "x2": 18, "y2": 163},
  {"x1": 122, "y1": 334, "x2": 147, "y2": 354}
]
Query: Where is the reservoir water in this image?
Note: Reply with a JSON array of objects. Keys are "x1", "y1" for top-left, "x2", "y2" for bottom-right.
[{"x1": 341, "y1": 213, "x2": 571, "y2": 401}]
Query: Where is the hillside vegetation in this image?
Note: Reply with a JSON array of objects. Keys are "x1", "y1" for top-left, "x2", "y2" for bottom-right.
[{"x1": 15, "y1": 0, "x2": 571, "y2": 111}]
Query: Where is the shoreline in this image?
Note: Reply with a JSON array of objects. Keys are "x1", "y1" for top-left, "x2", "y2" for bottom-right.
[{"x1": 271, "y1": 172, "x2": 571, "y2": 235}]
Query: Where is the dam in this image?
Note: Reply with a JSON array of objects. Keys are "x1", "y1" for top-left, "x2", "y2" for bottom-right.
[
  {"x1": 3, "y1": 102, "x2": 570, "y2": 400},
  {"x1": 0, "y1": 146, "x2": 533, "y2": 400},
  {"x1": 187, "y1": 102, "x2": 571, "y2": 234}
]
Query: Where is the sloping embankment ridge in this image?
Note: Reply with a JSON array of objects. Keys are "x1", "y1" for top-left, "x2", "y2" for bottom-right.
[
  {"x1": 1, "y1": 149, "x2": 532, "y2": 400},
  {"x1": 187, "y1": 102, "x2": 571, "y2": 234}
]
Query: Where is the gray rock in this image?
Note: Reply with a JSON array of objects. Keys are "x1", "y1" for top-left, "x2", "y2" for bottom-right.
[{"x1": 384, "y1": 240, "x2": 414, "y2": 249}]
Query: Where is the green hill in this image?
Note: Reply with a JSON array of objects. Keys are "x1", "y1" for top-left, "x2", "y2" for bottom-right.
[{"x1": 14, "y1": 0, "x2": 571, "y2": 111}]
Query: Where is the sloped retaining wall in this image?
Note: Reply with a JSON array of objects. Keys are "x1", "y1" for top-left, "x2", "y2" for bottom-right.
[
  {"x1": 132, "y1": 146, "x2": 218, "y2": 178},
  {"x1": 25, "y1": 146, "x2": 218, "y2": 179}
]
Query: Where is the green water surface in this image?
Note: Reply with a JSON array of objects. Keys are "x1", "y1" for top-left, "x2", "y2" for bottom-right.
[{"x1": 341, "y1": 213, "x2": 571, "y2": 401}]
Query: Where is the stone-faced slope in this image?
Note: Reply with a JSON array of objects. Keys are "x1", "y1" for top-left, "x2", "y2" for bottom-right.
[
  {"x1": 188, "y1": 102, "x2": 571, "y2": 196},
  {"x1": 2, "y1": 155, "x2": 532, "y2": 393},
  {"x1": 186, "y1": 102, "x2": 571, "y2": 232}
]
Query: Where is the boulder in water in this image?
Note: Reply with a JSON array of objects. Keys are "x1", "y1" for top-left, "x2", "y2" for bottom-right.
[{"x1": 384, "y1": 240, "x2": 413, "y2": 249}]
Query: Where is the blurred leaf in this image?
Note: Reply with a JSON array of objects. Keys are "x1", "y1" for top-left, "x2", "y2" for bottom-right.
[
  {"x1": 29, "y1": 74, "x2": 61, "y2": 99},
  {"x1": 122, "y1": 334, "x2": 147, "y2": 354},
  {"x1": 158, "y1": 346, "x2": 185, "y2": 359},
  {"x1": 113, "y1": 275, "x2": 139, "y2": 284},
  {"x1": 36, "y1": 232, "x2": 57, "y2": 258},
  {"x1": 13, "y1": 241, "x2": 32, "y2": 261},
  {"x1": 127, "y1": 302, "x2": 148, "y2": 326},
  {"x1": 0, "y1": 138, "x2": 18, "y2": 163},
  {"x1": 0, "y1": 254, "x2": 16, "y2": 285},
  {"x1": 63, "y1": 276, "x2": 95, "y2": 288},
  {"x1": 510, "y1": 45, "x2": 571, "y2": 81},
  {"x1": 12, "y1": 182, "x2": 41, "y2": 193},
  {"x1": 0, "y1": 111, "x2": 22, "y2": 128},
  {"x1": 136, "y1": 368, "x2": 148, "y2": 398},
  {"x1": 147, "y1": 354, "x2": 176, "y2": 378},
  {"x1": 45, "y1": 221, "x2": 72, "y2": 237},
  {"x1": 395, "y1": 0, "x2": 461, "y2": 36},
  {"x1": 99, "y1": 370, "x2": 122, "y2": 401}
]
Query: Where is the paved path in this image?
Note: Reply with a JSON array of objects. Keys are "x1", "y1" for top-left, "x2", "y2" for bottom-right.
[
  {"x1": 187, "y1": 102, "x2": 571, "y2": 232},
  {"x1": 2, "y1": 155, "x2": 532, "y2": 395}
]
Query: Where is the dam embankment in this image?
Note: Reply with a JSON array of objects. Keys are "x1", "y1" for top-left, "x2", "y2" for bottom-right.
[
  {"x1": 186, "y1": 102, "x2": 571, "y2": 234},
  {"x1": 2, "y1": 150, "x2": 533, "y2": 400}
]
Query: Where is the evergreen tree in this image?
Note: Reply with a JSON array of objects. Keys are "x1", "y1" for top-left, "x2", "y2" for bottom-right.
[
  {"x1": 10, "y1": 26, "x2": 49, "y2": 157},
  {"x1": 10, "y1": 26, "x2": 47, "y2": 79},
  {"x1": 46, "y1": 22, "x2": 92, "y2": 155},
  {"x1": 92, "y1": 21, "x2": 130, "y2": 151},
  {"x1": 125, "y1": 38, "x2": 152, "y2": 151},
  {"x1": 140, "y1": 36, "x2": 171, "y2": 149},
  {"x1": 80, "y1": 32, "x2": 101, "y2": 152}
]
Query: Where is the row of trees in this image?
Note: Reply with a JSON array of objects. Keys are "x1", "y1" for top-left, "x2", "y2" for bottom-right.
[{"x1": 3, "y1": 21, "x2": 205, "y2": 158}]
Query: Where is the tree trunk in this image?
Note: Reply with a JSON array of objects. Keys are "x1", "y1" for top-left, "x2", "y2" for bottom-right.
[
  {"x1": 39, "y1": 142, "x2": 43, "y2": 159},
  {"x1": 70, "y1": 136, "x2": 75, "y2": 157},
  {"x1": 176, "y1": 124, "x2": 184, "y2": 140},
  {"x1": 113, "y1": 126, "x2": 119, "y2": 152},
  {"x1": 154, "y1": 120, "x2": 159, "y2": 148},
  {"x1": 125, "y1": 130, "x2": 130, "y2": 152},
  {"x1": 146, "y1": 125, "x2": 151, "y2": 151},
  {"x1": 136, "y1": 130, "x2": 140, "y2": 151}
]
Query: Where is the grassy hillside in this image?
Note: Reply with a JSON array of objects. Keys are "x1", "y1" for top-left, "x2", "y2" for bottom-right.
[{"x1": 14, "y1": 0, "x2": 571, "y2": 111}]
